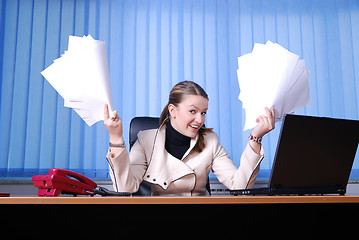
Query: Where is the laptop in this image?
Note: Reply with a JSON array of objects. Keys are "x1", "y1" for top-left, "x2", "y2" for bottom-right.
[{"x1": 230, "y1": 114, "x2": 359, "y2": 196}]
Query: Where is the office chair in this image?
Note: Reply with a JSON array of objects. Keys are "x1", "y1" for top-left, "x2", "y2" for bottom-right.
[
  {"x1": 129, "y1": 117, "x2": 159, "y2": 196},
  {"x1": 129, "y1": 116, "x2": 211, "y2": 196}
]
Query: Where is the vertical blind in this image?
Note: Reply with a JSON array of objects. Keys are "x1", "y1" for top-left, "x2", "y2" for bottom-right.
[{"x1": 0, "y1": 0, "x2": 358, "y2": 180}]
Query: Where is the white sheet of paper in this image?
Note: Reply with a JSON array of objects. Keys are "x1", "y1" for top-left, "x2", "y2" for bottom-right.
[
  {"x1": 41, "y1": 35, "x2": 113, "y2": 126},
  {"x1": 237, "y1": 41, "x2": 310, "y2": 130}
]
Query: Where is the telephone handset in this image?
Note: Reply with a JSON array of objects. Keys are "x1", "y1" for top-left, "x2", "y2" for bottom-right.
[{"x1": 32, "y1": 168, "x2": 97, "y2": 196}]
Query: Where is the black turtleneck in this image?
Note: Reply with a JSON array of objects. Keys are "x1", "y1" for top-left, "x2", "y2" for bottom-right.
[{"x1": 165, "y1": 121, "x2": 191, "y2": 160}]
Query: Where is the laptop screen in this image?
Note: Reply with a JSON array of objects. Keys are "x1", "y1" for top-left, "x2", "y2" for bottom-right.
[{"x1": 269, "y1": 114, "x2": 359, "y2": 189}]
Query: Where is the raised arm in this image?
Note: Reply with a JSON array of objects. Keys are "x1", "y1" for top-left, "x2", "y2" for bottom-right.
[
  {"x1": 104, "y1": 104, "x2": 125, "y2": 158},
  {"x1": 249, "y1": 107, "x2": 275, "y2": 154}
]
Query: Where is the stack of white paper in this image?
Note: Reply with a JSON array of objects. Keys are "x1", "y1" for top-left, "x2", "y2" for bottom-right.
[
  {"x1": 41, "y1": 35, "x2": 113, "y2": 126},
  {"x1": 237, "y1": 41, "x2": 310, "y2": 131}
]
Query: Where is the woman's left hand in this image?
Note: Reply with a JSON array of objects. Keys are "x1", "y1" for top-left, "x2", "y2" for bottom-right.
[{"x1": 252, "y1": 107, "x2": 275, "y2": 138}]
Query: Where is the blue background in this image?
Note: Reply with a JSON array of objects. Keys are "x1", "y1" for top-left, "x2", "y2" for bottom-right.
[{"x1": 0, "y1": 0, "x2": 358, "y2": 180}]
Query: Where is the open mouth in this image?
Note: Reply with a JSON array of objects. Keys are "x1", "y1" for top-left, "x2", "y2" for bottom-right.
[{"x1": 189, "y1": 125, "x2": 200, "y2": 131}]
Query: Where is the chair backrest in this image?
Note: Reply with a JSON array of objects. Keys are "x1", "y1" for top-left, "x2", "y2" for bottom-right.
[
  {"x1": 129, "y1": 117, "x2": 160, "y2": 149},
  {"x1": 129, "y1": 116, "x2": 211, "y2": 196},
  {"x1": 129, "y1": 117, "x2": 160, "y2": 196}
]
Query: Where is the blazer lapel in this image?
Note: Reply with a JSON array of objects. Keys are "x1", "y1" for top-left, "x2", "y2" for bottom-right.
[
  {"x1": 181, "y1": 135, "x2": 198, "y2": 160},
  {"x1": 143, "y1": 122, "x2": 198, "y2": 189}
]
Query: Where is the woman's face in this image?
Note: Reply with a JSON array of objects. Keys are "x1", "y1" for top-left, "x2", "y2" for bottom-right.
[{"x1": 168, "y1": 94, "x2": 208, "y2": 138}]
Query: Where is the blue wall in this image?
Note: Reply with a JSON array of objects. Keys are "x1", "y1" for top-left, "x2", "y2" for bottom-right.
[{"x1": 0, "y1": 0, "x2": 358, "y2": 180}]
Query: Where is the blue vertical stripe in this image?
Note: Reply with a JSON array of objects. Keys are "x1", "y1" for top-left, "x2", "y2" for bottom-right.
[{"x1": 0, "y1": 0, "x2": 358, "y2": 180}]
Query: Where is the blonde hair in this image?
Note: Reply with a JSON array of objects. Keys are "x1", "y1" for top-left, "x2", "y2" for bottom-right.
[{"x1": 160, "y1": 81, "x2": 212, "y2": 152}]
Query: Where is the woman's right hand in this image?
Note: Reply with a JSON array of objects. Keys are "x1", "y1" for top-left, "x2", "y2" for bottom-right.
[{"x1": 104, "y1": 104, "x2": 124, "y2": 144}]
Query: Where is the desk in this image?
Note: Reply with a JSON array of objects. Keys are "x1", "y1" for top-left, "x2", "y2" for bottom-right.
[
  {"x1": 1, "y1": 195, "x2": 358, "y2": 236},
  {"x1": 1, "y1": 195, "x2": 359, "y2": 204}
]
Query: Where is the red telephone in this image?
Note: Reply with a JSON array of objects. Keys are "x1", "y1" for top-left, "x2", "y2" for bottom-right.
[{"x1": 32, "y1": 168, "x2": 97, "y2": 197}]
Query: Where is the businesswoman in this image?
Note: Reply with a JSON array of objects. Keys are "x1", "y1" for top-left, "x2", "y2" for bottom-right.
[{"x1": 104, "y1": 81, "x2": 275, "y2": 196}]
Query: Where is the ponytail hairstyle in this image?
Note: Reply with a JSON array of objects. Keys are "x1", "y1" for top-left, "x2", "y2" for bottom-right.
[{"x1": 159, "y1": 81, "x2": 212, "y2": 153}]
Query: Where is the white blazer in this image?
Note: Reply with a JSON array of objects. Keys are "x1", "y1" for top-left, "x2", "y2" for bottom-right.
[{"x1": 106, "y1": 123, "x2": 264, "y2": 196}]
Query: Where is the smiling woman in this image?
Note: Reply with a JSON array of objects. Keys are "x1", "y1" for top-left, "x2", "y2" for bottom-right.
[
  {"x1": 161, "y1": 81, "x2": 211, "y2": 150},
  {"x1": 168, "y1": 94, "x2": 208, "y2": 138},
  {"x1": 104, "y1": 81, "x2": 275, "y2": 196}
]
